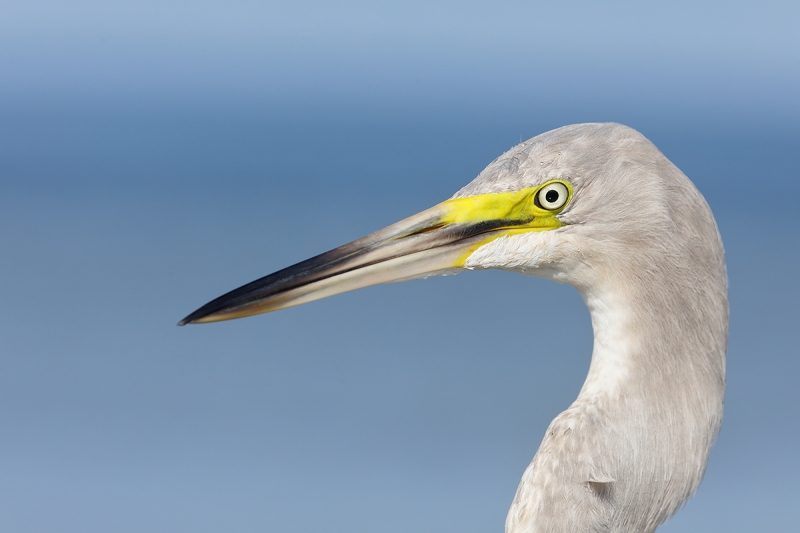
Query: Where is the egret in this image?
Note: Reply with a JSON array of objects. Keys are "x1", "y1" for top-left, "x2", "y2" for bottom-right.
[{"x1": 180, "y1": 123, "x2": 728, "y2": 533}]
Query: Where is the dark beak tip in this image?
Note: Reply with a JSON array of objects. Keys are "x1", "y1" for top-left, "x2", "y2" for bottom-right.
[{"x1": 177, "y1": 314, "x2": 198, "y2": 326}]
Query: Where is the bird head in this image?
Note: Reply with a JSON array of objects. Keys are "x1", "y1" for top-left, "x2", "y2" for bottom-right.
[{"x1": 179, "y1": 123, "x2": 716, "y2": 325}]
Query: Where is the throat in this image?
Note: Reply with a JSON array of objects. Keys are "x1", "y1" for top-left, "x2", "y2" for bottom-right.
[{"x1": 577, "y1": 285, "x2": 638, "y2": 398}]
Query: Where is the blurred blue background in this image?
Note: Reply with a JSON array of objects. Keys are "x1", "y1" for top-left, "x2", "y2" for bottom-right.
[{"x1": 1, "y1": 1, "x2": 798, "y2": 531}]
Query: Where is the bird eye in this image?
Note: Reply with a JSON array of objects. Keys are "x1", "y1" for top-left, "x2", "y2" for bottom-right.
[{"x1": 536, "y1": 182, "x2": 569, "y2": 210}]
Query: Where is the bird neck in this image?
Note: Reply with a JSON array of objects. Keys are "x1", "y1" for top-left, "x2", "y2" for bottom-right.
[
  {"x1": 575, "y1": 268, "x2": 727, "y2": 420},
  {"x1": 567, "y1": 261, "x2": 729, "y2": 513},
  {"x1": 557, "y1": 269, "x2": 727, "y2": 529}
]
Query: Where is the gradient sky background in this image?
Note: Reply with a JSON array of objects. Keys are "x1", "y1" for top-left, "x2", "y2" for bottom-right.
[{"x1": 1, "y1": 1, "x2": 798, "y2": 532}]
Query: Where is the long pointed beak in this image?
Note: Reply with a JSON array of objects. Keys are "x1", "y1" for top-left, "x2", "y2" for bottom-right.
[{"x1": 178, "y1": 186, "x2": 567, "y2": 325}]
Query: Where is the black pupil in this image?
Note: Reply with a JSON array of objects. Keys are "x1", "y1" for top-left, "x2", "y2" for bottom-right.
[{"x1": 545, "y1": 189, "x2": 560, "y2": 204}]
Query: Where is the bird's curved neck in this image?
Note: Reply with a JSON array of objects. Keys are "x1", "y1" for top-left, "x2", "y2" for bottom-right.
[{"x1": 574, "y1": 272, "x2": 726, "y2": 409}]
